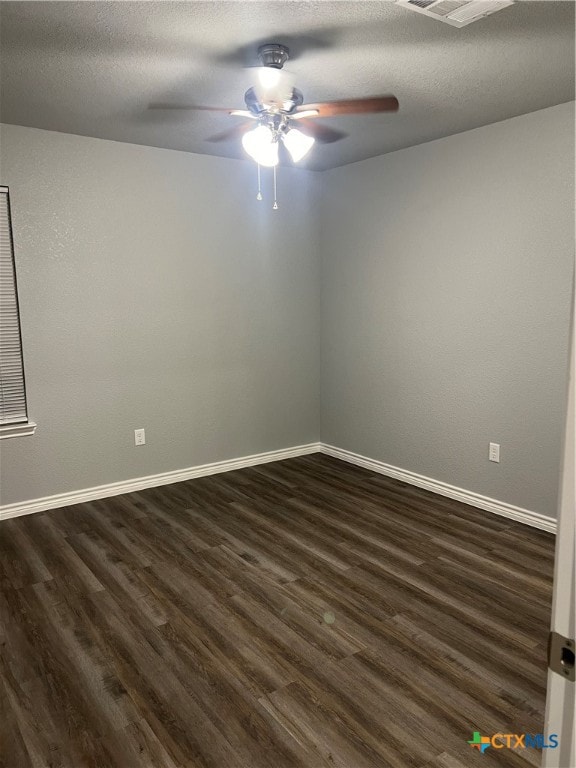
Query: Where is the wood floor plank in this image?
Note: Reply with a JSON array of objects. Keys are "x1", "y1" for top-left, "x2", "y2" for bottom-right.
[{"x1": 0, "y1": 454, "x2": 554, "y2": 767}]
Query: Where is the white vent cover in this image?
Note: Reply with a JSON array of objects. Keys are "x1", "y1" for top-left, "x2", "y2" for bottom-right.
[{"x1": 397, "y1": 0, "x2": 514, "y2": 27}]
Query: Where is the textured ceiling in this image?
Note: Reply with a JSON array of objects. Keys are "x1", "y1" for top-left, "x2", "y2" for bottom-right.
[{"x1": 0, "y1": 1, "x2": 574, "y2": 170}]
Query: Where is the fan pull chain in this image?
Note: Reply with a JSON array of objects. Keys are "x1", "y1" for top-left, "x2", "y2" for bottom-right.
[
  {"x1": 256, "y1": 164, "x2": 263, "y2": 201},
  {"x1": 273, "y1": 164, "x2": 279, "y2": 210}
]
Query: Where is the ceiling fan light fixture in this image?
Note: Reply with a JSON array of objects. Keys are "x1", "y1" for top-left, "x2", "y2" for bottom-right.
[
  {"x1": 254, "y1": 69, "x2": 296, "y2": 105},
  {"x1": 242, "y1": 125, "x2": 279, "y2": 167},
  {"x1": 282, "y1": 128, "x2": 315, "y2": 162},
  {"x1": 257, "y1": 66, "x2": 283, "y2": 90}
]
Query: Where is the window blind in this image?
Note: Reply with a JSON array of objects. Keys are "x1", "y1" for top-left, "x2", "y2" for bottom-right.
[{"x1": 0, "y1": 186, "x2": 28, "y2": 425}]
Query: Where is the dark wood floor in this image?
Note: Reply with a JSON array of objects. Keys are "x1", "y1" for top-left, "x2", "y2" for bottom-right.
[{"x1": 1, "y1": 454, "x2": 555, "y2": 768}]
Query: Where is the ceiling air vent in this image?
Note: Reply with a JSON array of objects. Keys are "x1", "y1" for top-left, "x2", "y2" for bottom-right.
[{"x1": 397, "y1": 0, "x2": 514, "y2": 27}]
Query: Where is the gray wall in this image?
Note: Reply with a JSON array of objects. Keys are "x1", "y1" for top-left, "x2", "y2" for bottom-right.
[
  {"x1": 320, "y1": 103, "x2": 574, "y2": 519},
  {"x1": 0, "y1": 125, "x2": 320, "y2": 505},
  {"x1": 1, "y1": 104, "x2": 573, "y2": 517}
]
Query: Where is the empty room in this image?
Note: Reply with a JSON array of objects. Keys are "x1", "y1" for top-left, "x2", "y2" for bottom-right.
[{"x1": 0, "y1": 2, "x2": 574, "y2": 767}]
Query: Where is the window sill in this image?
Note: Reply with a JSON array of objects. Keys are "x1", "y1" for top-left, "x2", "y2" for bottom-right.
[{"x1": 0, "y1": 421, "x2": 37, "y2": 440}]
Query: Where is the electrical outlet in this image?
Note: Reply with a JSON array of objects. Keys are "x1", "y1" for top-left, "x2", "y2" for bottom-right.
[
  {"x1": 134, "y1": 428, "x2": 146, "y2": 446},
  {"x1": 489, "y1": 442, "x2": 500, "y2": 463}
]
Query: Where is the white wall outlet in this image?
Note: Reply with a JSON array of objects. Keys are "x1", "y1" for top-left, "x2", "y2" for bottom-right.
[
  {"x1": 489, "y1": 442, "x2": 500, "y2": 463},
  {"x1": 134, "y1": 428, "x2": 146, "y2": 446}
]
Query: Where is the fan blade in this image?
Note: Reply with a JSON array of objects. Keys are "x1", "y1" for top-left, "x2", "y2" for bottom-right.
[
  {"x1": 290, "y1": 110, "x2": 320, "y2": 119},
  {"x1": 229, "y1": 110, "x2": 258, "y2": 118},
  {"x1": 206, "y1": 122, "x2": 254, "y2": 143},
  {"x1": 149, "y1": 103, "x2": 237, "y2": 112},
  {"x1": 296, "y1": 96, "x2": 399, "y2": 117},
  {"x1": 296, "y1": 119, "x2": 347, "y2": 144}
]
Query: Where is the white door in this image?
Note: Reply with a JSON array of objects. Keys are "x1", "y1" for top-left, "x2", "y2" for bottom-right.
[{"x1": 542, "y1": 276, "x2": 575, "y2": 768}]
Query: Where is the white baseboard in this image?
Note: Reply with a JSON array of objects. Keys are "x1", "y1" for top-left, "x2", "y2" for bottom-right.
[
  {"x1": 321, "y1": 443, "x2": 557, "y2": 534},
  {"x1": 0, "y1": 440, "x2": 557, "y2": 534},
  {"x1": 0, "y1": 442, "x2": 321, "y2": 521}
]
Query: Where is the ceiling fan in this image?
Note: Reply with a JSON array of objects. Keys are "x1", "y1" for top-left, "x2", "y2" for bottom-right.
[{"x1": 151, "y1": 43, "x2": 399, "y2": 168}]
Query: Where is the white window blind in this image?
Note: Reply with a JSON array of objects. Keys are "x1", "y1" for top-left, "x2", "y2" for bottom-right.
[{"x1": 0, "y1": 186, "x2": 28, "y2": 426}]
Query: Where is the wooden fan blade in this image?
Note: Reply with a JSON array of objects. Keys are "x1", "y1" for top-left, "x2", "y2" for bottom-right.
[
  {"x1": 295, "y1": 119, "x2": 347, "y2": 144},
  {"x1": 149, "y1": 103, "x2": 237, "y2": 112},
  {"x1": 290, "y1": 110, "x2": 320, "y2": 119},
  {"x1": 229, "y1": 110, "x2": 258, "y2": 118},
  {"x1": 296, "y1": 96, "x2": 399, "y2": 117},
  {"x1": 206, "y1": 122, "x2": 254, "y2": 143}
]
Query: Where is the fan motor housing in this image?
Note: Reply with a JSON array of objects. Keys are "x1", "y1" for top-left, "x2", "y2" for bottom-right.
[
  {"x1": 257, "y1": 44, "x2": 290, "y2": 69},
  {"x1": 244, "y1": 86, "x2": 303, "y2": 116}
]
